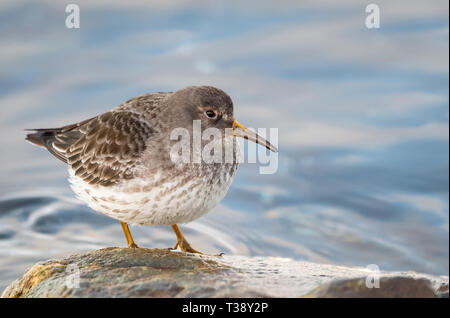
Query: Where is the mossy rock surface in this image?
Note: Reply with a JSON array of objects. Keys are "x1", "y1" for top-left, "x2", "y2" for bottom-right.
[{"x1": 2, "y1": 247, "x2": 448, "y2": 298}]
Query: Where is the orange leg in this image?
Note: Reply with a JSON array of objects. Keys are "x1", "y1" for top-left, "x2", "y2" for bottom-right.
[{"x1": 120, "y1": 221, "x2": 139, "y2": 248}]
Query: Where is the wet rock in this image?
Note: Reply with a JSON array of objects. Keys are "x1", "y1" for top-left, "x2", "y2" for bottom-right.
[
  {"x1": 1, "y1": 247, "x2": 448, "y2": 298},
  {"x1": 305, "y1": 277, "x2": 444, "y2": 298}
]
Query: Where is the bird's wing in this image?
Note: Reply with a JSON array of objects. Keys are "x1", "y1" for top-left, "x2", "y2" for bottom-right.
[
  {"x1": 28, "y1": 111, "x2": 155, "y2": 187},
  {"x1": 66, "y1": 111, "x2": 155, "y2": 186}
]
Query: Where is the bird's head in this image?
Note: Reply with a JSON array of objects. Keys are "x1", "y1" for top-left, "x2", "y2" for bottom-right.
[{"x1": 166, "y1": 86, "x2": 278, "y2": 153}]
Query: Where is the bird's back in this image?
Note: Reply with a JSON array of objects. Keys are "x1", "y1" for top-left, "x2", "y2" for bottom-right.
[{"x1": 26, "y1": 92, "x2": 171, "y2": 186}]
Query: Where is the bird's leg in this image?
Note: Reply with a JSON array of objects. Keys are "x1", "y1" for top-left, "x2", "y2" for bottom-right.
[
  {"x1": 170, "y1": 224, "x2": 203, "y2": 254},
  {"x1": 120, "y1": 221, "x2": 139, "y2": 248}
]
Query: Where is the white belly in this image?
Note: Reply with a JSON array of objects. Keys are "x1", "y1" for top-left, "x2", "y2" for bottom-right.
[{"x1": 68, "y1": 163, "x2": 238, "y2": 225}]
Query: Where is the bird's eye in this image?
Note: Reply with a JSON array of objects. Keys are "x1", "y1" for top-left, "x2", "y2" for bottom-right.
[{"x1": 205, "y1": 110, "x2": 216, "y2": 118}]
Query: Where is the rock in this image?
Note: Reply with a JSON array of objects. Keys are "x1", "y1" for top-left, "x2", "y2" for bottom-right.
[
  {"x1": 2, "y1": 247, "x2": 448, "y2": 298},
  {"x1": 305, "y1": 277, "x2": 440, "y2": 298}
]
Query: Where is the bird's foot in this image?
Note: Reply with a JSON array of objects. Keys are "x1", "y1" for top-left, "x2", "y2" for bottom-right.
[
  {"x1": 173, "y1": 237, "x2": 203, "y2": 254},
  {"x1": 169, "y1": 224, "x2": 223, "y2": 256},
  {"x1": 169, "y1": 238, "x2": 223, "y2": 257},
  {"x1": 128, "y1": 242, "x2": 140, "y2": 249}
]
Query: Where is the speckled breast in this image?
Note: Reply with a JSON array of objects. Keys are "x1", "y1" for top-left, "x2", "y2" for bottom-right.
[{"x1": 69, "y1": 161, "x2": 238, "y2": 226}]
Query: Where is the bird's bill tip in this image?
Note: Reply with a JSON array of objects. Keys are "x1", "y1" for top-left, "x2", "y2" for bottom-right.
[{"x1": 232, "y1": 120, "x2": 278, "y2": 153}]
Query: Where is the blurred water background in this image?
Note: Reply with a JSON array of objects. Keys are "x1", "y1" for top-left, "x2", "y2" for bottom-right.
[{"x1": 0, "y1": 0, "x2": 448, "y2": 291}]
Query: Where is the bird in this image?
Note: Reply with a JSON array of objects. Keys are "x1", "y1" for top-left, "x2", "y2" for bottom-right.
[{"x1": 25, "y1": 86, "x2": 278, "y2": 254}]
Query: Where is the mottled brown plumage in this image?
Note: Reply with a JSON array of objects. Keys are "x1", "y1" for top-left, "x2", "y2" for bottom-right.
[
  {"x1": 26, "y1": 94, "x2": 167, "y2": 186},
  {"x1": 66, "y1": 111, "x2": 155, "y2": 186}
]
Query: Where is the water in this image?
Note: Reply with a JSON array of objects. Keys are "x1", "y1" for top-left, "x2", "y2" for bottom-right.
[{"x1": 0, "y1": 1, "x2": 448, "y2": 292}]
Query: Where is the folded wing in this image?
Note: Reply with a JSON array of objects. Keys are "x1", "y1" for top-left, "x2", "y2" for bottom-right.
[{"x1": 26, "y1": 111, "x2": 154, "y2": 187}]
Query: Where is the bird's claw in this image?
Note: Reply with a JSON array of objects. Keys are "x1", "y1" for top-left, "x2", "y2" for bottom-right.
[{"x1": 128, "y1": 242, "x2": 140, "y2": 249}]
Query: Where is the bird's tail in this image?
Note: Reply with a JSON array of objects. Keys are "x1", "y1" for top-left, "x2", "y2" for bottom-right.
[
  {"x1": 25, "y1": 128, "x2": 68, "y2": 163},
  {"x1": 25, "y1": 128, "x2": 59, "y2": 148},
  {"x1": 25, "y1": 116, "x2": 96, "y2": 163}
]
